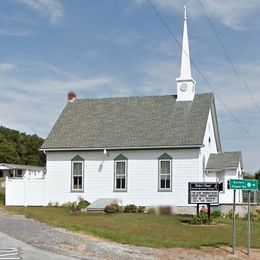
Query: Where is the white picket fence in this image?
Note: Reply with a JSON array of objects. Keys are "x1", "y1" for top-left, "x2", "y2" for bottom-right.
[{"x1": 5, "y1": 177, "x2": 45, "y2": 206}]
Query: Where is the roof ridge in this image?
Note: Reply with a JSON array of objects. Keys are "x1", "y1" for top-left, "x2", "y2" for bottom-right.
[
  {"x1": 222, "y1": 151, "x2": 241, "y2": 154},
  {"x1": 74, "y1": 92, "x2": 213, "y2": 102}
]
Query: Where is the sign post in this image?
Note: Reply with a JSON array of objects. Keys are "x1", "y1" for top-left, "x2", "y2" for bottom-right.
[
  {"x1": 247, "y1": 190, "x2": 251, "y2": 256},
  {"x1": 232, "y1": 189, "x2": 236, "y2": 255},
  {"x1": 229, "y1": 179, "x2": 258, "y2": 255}
]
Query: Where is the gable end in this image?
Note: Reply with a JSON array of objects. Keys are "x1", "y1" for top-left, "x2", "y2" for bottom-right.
[
  {"x1": 158, "y1": 153, "x2": 172, "y2": 160},
  {"x1": 71, "y1": 155, "x2": 84, "y2": 161},
  {"x1": 114, "y1": 154, "x2": 128, "y2": 161}
]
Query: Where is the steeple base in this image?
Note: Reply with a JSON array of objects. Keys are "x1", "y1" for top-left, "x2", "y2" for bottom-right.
[{"x1": 176, "y1": 78, "x2": 196, "y2": 101}]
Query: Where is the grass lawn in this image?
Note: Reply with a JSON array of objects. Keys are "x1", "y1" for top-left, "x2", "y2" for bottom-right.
[{"x1": 2, "y1": 206, "x2": 260, "y2": 248}]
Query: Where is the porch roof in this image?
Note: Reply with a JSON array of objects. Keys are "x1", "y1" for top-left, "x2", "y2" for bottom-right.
[{"x1": 206, "y1": 152, "x2": 242, "y2": 171}]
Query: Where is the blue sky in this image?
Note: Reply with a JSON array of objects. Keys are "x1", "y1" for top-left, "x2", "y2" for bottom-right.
[{"x1": 0, "y1": 0, "x2": 260, "y2": 172}]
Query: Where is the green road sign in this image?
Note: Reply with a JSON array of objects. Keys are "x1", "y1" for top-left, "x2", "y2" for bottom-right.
[{"x1": 229, "y1": 179, "x2": 259, "y2": 190}]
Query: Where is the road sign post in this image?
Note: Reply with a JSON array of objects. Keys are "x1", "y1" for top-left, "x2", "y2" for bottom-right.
[
  {"x1": 229, "y1": 179, "x2": 259, "y2": 255},
  {"x1": 232, "y1": 189, "x2": 236, "y2": 255},
  {"x1": 247, "y1": 190, "x2": 251, "y2": 256}
]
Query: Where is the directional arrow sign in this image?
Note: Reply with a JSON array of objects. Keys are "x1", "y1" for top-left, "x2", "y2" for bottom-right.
[{"x1": 229, "y1": 179, "x2": 259, "y2": 190}]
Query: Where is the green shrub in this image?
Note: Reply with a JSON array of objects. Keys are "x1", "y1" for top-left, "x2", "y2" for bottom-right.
[
  {"x1": 70, "y1": 202, "x2": 78, "y2": 212},
  {"x1": 211, "y1": 210, "x2": 221, "y2": 218},
  {"x1": 226, "y1": 210, "x2": 233, "y2": 219},
  {"x1": 191, "y1": 213, "x2": 209, "y2": 225},
  {"x1": 124, "y1": 204, "x2": 138, "y2": 213},
  {"x1": 61, "y1": 197, "x2": 90, "y2": 212},
  {"x1": 246, "y1": 211, "x2": 260, "y2": 222},
  {"x1": 220, "y1": 210, "x2": 241, "y2": 220},
  {"x1": 104, "y1": 203, "x2": 121, "y2": 214},
  {"x1": 77, "y1": 197, "x2": 90, "y2": 210},
  {"x1": 0, "y1": 192, "x2": 5, "y2": 205},
  {"x1": 61, "y1": 201, "x2": 74, "y2": 208}
]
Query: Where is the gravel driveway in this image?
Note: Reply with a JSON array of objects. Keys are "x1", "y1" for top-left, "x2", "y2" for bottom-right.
[
  {"x1": 0, "y1": 209, "x2": 154, "y2": 259},
  {"x1": 0, "y1": 209, "x2": 259, "y2": 259}
]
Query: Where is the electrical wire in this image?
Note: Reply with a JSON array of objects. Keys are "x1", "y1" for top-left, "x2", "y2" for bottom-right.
[
  {"x1": 146, "y1": 0, "x2": 257, "y2": 144},
  {"x1": 198, "y1": 0, "x2": 260, "y2": 113}
]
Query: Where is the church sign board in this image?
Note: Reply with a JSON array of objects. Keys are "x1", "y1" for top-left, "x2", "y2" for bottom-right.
[{"x1": 188, "y1": 182, "x2": 219, "y2": 204}]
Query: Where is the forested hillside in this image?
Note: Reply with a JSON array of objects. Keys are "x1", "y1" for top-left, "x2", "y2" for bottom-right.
[{"x1": 0, "y1": 126, "x2": 45, "y2": 166}]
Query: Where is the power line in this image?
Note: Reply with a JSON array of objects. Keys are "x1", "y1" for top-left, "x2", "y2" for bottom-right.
[
  {"x1": 146, "y1": 0, "x2": 257, "y2": 144},
  {"x1": 198, "y1": 0, "x2": 260, "y2": 113}
]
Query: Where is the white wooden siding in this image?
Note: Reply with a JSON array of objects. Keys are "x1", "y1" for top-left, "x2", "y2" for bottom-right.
[
  {"x1": 199, "y1": 109, "x2": 218, "y2": 182},
  {"x1": 44, "y1": 149, "x2": 200, "y2": 207},
  {"x1": 205, "y1": 164, "x2": 243, "y2": 204}
]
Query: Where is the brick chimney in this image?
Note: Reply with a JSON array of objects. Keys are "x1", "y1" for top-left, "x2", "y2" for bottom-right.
[{"x1": 67, "y1": 91, "x2": 76, "y2": 102}]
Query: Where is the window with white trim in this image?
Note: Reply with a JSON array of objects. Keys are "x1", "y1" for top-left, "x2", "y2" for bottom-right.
[
  {"x1": 158, "y1": 153, "x2": 172, "y2": 191},
  {"x1": 114, "y1": 154, "x2": 127, "y2": 191},
  {"x1": 217, "y1": 172, "x2": 225, "y2": 193},
  {"x1": 71, "y1": 155, "x2": 84, "y2": 192}
]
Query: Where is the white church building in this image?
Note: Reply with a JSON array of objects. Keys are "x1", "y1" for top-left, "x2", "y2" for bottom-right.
[{"x1": 5, "y1": 7, "x2": 243, "y2": 210}]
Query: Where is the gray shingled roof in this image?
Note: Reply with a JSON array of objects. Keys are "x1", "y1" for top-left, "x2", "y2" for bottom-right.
[
  {"x1": 206, "y1": 152, "x2": 242, "y2": 170},
  {"x1": 41, "y1": 93, "x2": 214, "y2": 150}
]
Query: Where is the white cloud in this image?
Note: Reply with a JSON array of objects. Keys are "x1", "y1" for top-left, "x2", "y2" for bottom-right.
[
  {"x1": 196, "y1": 60, "x2": 260, "y2": 112},
  {"x1": 18, "y1": 0, "x2": 64, "y2": 23},
  {"x1": 136, "y1": 54, "x2": 260, "y2": 115},
  {"x1": 0, "y1": 62, "x2": 112, "y2": 136},
  {"x1": 140, "y1": 58, "x2": 178, "y2": 81},
  {"x1": 199, "y1": 0, "x2": 260, "y2": 30},
  {"x1": 134, "y1": 0, "x2": 260, "y2": 30},
  {"x1": 0, "y1": 63, "x2": 17, "y2": 71}
]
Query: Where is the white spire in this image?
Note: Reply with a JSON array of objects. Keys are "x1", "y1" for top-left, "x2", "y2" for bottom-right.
[
  {"x1": 180, "y1": 4, "x2": 191, "y2": 79},
  {"x1": 176, "y1": 5, "x2": 196, "y2": 101}
]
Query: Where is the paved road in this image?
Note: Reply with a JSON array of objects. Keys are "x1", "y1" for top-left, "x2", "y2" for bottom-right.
[{"x1": 0, "y1": 231, "x2": 77, "y2": 260}]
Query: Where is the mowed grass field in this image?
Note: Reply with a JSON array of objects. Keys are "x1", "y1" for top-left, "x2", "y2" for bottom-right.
[{"x1": 2, "y1": 206, "x2": 260, "y2": 248}]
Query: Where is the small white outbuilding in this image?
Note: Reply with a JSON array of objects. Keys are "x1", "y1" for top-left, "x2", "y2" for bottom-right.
[{"x1": 0, "y1": 163, "x2": 45, "y2": 180}]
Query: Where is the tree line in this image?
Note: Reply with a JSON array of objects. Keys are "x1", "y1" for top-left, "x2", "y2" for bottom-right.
[
  {"x1": 244, "y1": 171, "x2": 260, "y2": 181},
  {"x1": 0, "y1": 126, "x2": 45, "y2": 166}
]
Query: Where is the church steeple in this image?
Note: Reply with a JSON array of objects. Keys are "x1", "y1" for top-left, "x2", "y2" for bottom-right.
[{"x1": 176, "y1": 5, "x2": 196, "y2": 101}]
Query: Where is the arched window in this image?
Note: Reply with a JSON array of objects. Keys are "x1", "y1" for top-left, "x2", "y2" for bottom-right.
[
  {"x1": 71, "y1": 155, "x2": 84, "y2": 192},
  {"x1": 114, "y1": 154, "x2": 128, "y2": 191},
  {"x1": 158, "y1": 153, "x2": 172, "y2": 191}
]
